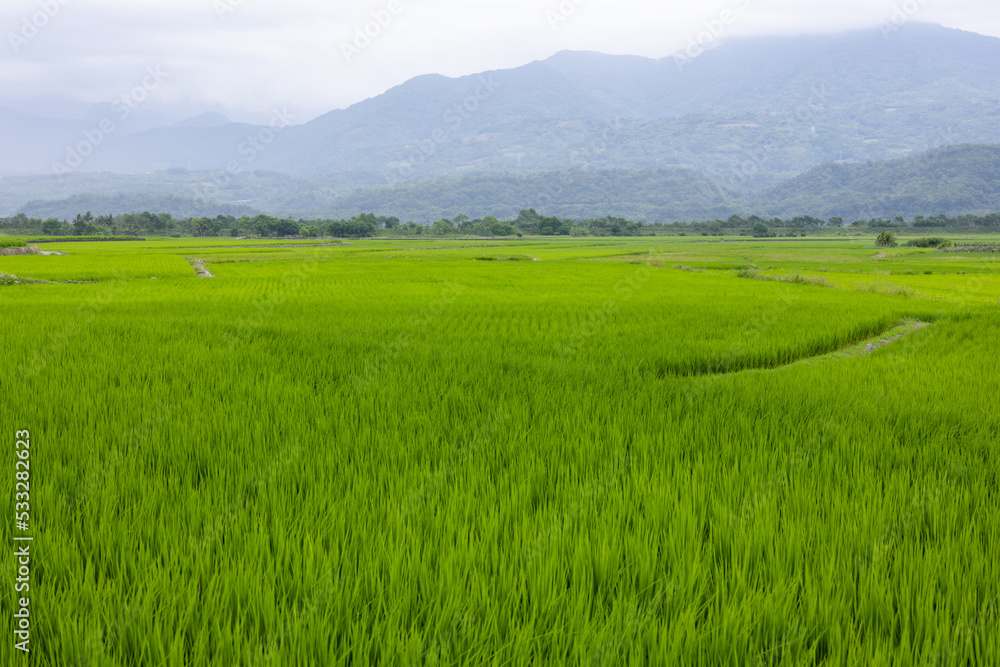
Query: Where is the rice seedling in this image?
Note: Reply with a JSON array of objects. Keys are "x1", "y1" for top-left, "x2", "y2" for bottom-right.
[{"x1": 1, "y1": 235, "x2": 998, "y2": 665}]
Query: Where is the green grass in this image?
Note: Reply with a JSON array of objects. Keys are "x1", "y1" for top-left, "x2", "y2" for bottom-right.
[
  {"x1": 26, "y1": 236, "x2": 144, "y2": 242},
  {"x1": 2, "y1": 236, "x2": 999, "y2": 665}
]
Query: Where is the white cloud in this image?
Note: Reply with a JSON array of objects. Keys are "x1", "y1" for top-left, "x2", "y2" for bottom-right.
[{"x1": 1, "y1": 0, "x2": 997, "y2": 122}]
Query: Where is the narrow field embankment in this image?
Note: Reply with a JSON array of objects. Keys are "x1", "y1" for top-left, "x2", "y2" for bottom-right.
[
  {"x1": 671, "y1": 319, "x2": 931, "y2": 378},
  {"x1": 186, "y1": 257, "x2": 215, "y2": 278}
]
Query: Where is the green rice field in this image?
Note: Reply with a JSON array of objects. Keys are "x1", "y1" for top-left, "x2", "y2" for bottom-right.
[{"x1": 2, "y1": 235, "x2": 999, "y2": 665}]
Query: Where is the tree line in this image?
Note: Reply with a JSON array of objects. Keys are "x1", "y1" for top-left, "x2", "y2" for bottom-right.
[{"x1": 1, "y1": 209, "x2": 998, "y2": 238}]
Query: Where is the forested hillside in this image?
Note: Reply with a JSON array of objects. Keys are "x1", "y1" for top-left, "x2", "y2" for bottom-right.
[
  {"x1": 7, "y1": 145, "x2": 999, "y2": 223},
  {"x1": 4, "y1": 23, "x2": 999, "y2": 185},
  {"x1": 757, "y1": 144, "x2": 1000, "y2": 220}
]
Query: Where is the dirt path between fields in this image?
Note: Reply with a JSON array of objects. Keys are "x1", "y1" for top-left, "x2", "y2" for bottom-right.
[
  {"x1": 775, "y1": 320, "x2": 933, "y2": 370},
  {"x1": 186, "y1": 242, "x2": 353, "y2": 250},
  {"x1": 186, "y1": 257, "x2": 214, "y2": 278},
  {"x1": 861, "y1": 321, "x2": 930, "y2": 354},
  {"x1": 678, "y1": 320, "x2": 932, "y2": 378}
]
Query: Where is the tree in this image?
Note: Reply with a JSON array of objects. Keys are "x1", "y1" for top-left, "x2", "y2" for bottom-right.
[
  {"x1": 41, "y1": 219, "x2": 62, "y2": 236},
  {"x1": 752, "y1": 221, "x2": 771, "y2": 238},
  {"x1": 514, "y1": 209, "x2": 542, "y2": 234},
  {"x1": 538, "y1": 215, "x2": 570, "y2": 236},
  {"x1": 73, "y1": 212, "x2": 94, "y2": 236},
  {"x1": 431, "y1": 219, "x2": 456, "y2": 235},
  {"x1": 791, "y1": 216, "x2": 824, "y2": 228},
  {"x1": 328, "y1": 217, "x2": 377, "y2": 238},
  {"x1": 473, "y1": 216, "x2": 499, "y2": 237},
  {"x1": 277, "y1": 219, "x2": 300, "y2": 237},
  {"x1": 876, "y1": 230, "x2": 897, "y2": 247}
]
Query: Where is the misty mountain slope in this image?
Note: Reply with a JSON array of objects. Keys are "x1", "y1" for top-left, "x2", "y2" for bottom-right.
[
  {"x1": 0, "y1": 107, "x2": 85, "y2": 173},
  {"x1": 8, "y1": 23, "x2": 1000, "y2": 183},
  {"x1": 87, "y1": 122, "x2": 291, "y2": 173},
  {"x1": 757, "y1": 144, "x2": 1000, "y2": 220},
  {"x1": 0, "y1": 168, "x2": 363, "y2": 218},
  {"x1": 303, "y1": 145, "x2": 1000, "y2": 222},
  {"x1": 175, "y1": 112, "x2": 232, "y2": 128},
  {"x1": 664, "y1": 23, "x2": 1000, "y2": 114},
  {"x1": 304, "y1": 168, "x2": 740, "y2": 222},
  {"x1": 18, "y1": 192, "x2": 259, "y2": 220},
  {"x1": 12, "y1": 144, "x2": 999, "y2": 223},
  {"x1": 0, "y1": 104, "x2": 191, "y2": 174}
]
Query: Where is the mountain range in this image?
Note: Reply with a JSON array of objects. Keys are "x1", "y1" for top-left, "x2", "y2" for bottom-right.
[
  {"x1": 2, "y1": 22, "x2": 999, "y2": 222},
  {"x1": 8, "y1": 144, "x2": 998, "y2": 224}
]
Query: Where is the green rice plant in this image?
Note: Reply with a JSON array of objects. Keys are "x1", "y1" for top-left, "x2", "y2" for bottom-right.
[
  {"x1": 26, "y1": 235, "x2": 144, "y2": 242},
  {"x1": 1, "y1": 236, "x2": 998, "y2": 666},
  {"x1": 0, "y1": 237, "x2": 27, "y2": 249},
  {"x1": 471, "y1": 254, "x2": 533, "y2": 261},
  {"x1": 738, "y1": 270, "x2": 830, "y2": 287},
  {"x1": 856, "y1": 280, "x2": 919, "y2": 297}
]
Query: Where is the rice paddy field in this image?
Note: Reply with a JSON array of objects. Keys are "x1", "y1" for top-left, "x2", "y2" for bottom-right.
[{"x1": 2, "y1": 235, "x2": 999, "y2": 666}]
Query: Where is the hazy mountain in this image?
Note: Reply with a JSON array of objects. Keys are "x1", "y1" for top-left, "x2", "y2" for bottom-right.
[
  {"x1": 18, "y1": 193, "x2": 259, "y2": 220},
  {"x1": 265, "y1": 144, "x2": 1000, "y2": 223},
  {"x1": 8, "y1": 145, "x2": 999, "y2": 223},
  {"x1": 4, "y1": 24, "x2": 1000, "y2": 223},
  {"x1": 174, "y1": 112, "x2": 232, "y2": 128},
  {"x1": 0, "y1": 104, "x2": 182, "y2": 173},
  {"x1": 0, "y1": 96, "x2": 95, "y2": 121},
  {"x1": 757, "y1": 144, "x2": 1000, "y2": 221},
  {"x1": 282, "y1": 168, "x2": 740, "y2": 222},
  {"x1": 0, "y1": 169, "x2": 351, "y2": 219},
  {"x1": 29, "y1": 22, "x2": 1000, "y2": 185},
  {"x1": 0, "y1": 107, "x2": 85, "y2": 173}
]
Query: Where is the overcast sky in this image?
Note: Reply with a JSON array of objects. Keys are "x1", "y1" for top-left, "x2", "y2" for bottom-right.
[{"x1": 2, "y1": 0, "x2": 998, "y2": 122}]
